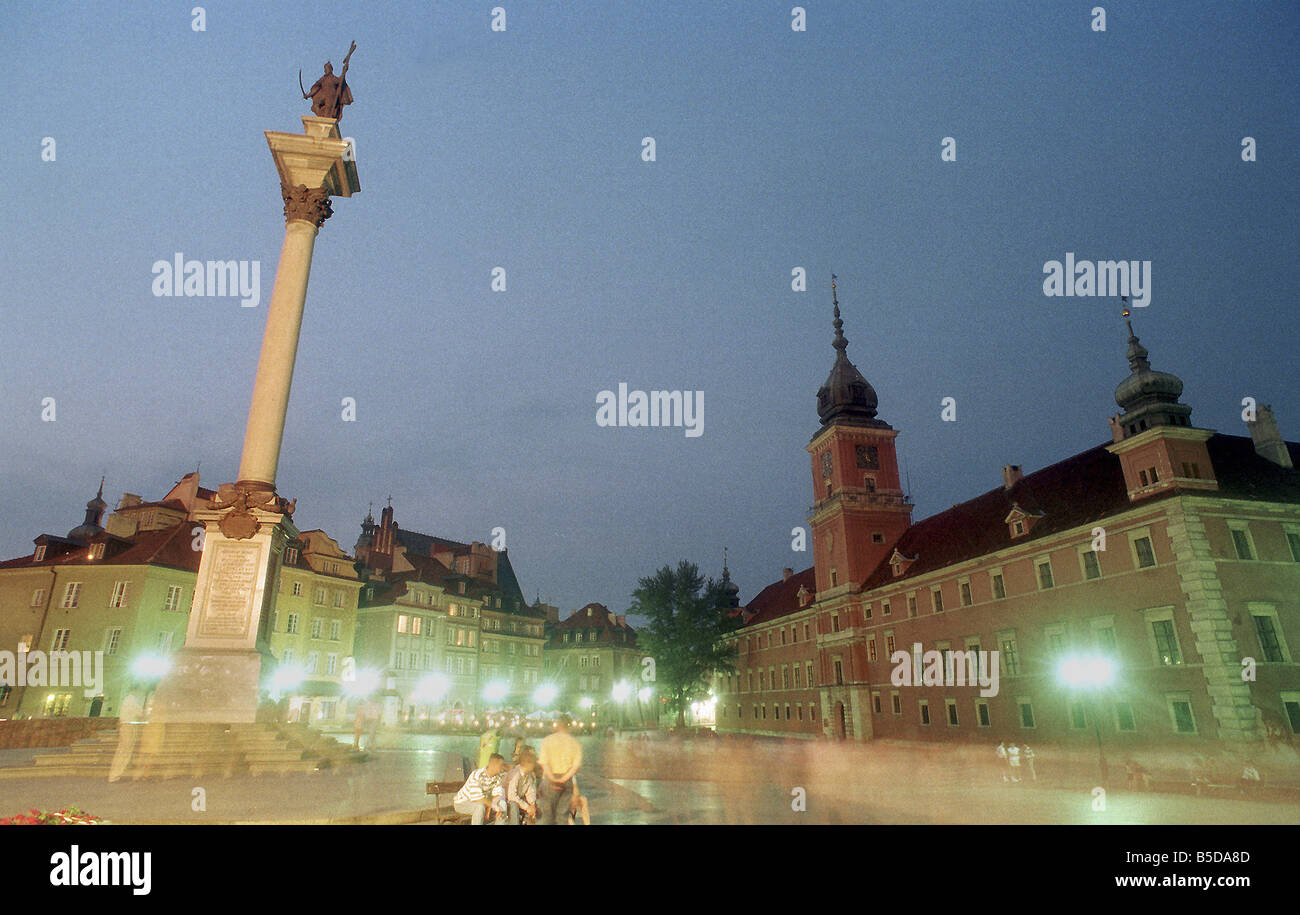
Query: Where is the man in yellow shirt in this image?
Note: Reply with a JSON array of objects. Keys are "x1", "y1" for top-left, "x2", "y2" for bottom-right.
[{"x1": 537, "y1": 719, "x2": 582, "y2": 825}]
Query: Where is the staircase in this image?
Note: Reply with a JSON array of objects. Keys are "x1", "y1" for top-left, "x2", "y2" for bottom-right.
[{"x1": 0, "y1": 722, "x2": 365, "y2": 779}]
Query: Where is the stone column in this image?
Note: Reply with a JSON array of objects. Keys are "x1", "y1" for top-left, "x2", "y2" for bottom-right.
[
  {"x1": 150, "y1": 116, "x2": 357, "y2": 725},
  {"x1": 236, "y1": 186, "x2": 332, "y2": 490}
]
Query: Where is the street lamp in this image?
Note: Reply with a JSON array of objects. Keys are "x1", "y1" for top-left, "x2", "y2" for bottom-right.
[
  {"x1": 1059, "y1": 654, "x2": 1116, "y2": 785},
  {"x1": 612, "y1": 680, "x2": 631, "y2": 734},
  {"x1": 532, "y1": 684, "x2": 557, "y2": 708},
  {"x1": 638, "y1": 686, "x2": 652, "y2": 728}
]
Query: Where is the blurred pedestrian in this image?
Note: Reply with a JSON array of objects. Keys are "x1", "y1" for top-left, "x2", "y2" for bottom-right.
[
  {"x1": 1006, "y1": 741, "x2": 1022, "y2": 783},
  {"x1": 1022, "y1": 744, "x2": 1037, "y2": 782},
  {"x1": 537, "y1": 719, "x2": 582, "y2": 824}
]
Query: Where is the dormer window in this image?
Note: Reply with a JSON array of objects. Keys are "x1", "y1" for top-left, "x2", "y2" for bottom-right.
[
  {"x1": 33, "y1": 545, "x2": 46, "y2": 562},
  {"x1": 89, "y1": 543, "x2": 105, "y2": 560},
  {"x1": 888, "y1": 548, "x2": 917, "y2": 577},
  {"x1": 1004, "y1": 503, "x2": 1043, "y2": 538},
  {"x1": 285, "y1": 548, "x2": 299, "y2": 565},
  {"x1": 797, "y1": 585, "x2": 811, "y2": 607}
]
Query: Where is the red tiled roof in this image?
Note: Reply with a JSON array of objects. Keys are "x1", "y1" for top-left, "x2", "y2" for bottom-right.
[{"x1": 743, "y1": 568, "x2": 815, "y2": 626}]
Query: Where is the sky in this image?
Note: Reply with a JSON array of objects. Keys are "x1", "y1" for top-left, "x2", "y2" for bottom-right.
[{"x1": 1, "y1": 1, "x2": 1297, "y2": 617}]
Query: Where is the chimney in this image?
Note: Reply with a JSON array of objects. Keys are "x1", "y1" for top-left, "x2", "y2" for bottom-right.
[
  {"x1": 118, "y1": 493, "x2": 142, "y2": 509},
  {"x1": 782, "y1": 567, "x2": 793, "y2": 581},
  {"x1": 1248, "y1": 405, "x2": 1293, "y2": 469},
  {"x1": 1002, "y1": 465, "x2": 1023, "y2": 489}
]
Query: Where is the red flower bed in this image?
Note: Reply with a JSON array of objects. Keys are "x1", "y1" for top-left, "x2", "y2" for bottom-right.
[{"x1": 0, "y1": 807, "x2": 102, "y2": 825}]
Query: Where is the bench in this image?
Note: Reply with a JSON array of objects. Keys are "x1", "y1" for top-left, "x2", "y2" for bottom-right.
[{"x1": 427, "y1": 781, "x2": 472, "y2": 824}]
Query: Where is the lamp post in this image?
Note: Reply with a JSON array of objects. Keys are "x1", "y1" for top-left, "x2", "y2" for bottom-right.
[
  {"x1": 612, "y1": 681, "x2": 631, "y2": 735},
  {"x1": 1059, "y1": 655, "x2": 1116, "y2": 786}
]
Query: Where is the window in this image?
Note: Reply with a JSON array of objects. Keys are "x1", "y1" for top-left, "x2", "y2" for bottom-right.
[
  {"x1": 292, "y1": 581, "x2": 302, "y2": 597},
  {"x1": 833, "y1": 658, "x2": 844, "y2": 685},
  {"x1": 396, "y1": 614, "x2": 408, "y2": 634},
  {"x1": 107, "y1": 581, "x2": 128, "y2": 608},
  {"x1": 1114, "y1": 702, "x2": 1136, "y2": 732},
  {"x1": 890, "y1": 692, "x2": 902, "y2": 715},
  {"x1": 164, "y1": 585, "x2": 183, "y2": 612},
  {"x1": 1068, "y1": 702, "x2": 1088, "y2": 730},
  {"x1": 990, "y1": 571, "x2": 1006, "y2": 600},
  {"x1": 61, "y1": 582, "x2": 82, "y2": 609},
  {"x1": 285, "y1": 547, "x2": 298, "y2": 564},
  {"x1": 830, "y1": 568, "x2": 838, "y2": 588},
  {"x1": 104, "y1": 628, "x2": 121, "y2": 655},
  {"x1": 411, "y1": 616, "x2": 422, "y2": 636},
  {"x1": 975, "y1": 700, "x2": 991, "y2": 727},
  {"x1": 1147, "y1": 609, "x2": 1182, "y2": 666},
  {"x1": 806, "y1": 662, "x2": 814, "y2": 688},
  {"x1": 997, "y1": 631, "x2": 1020, "y2": 677},
  {"x1": 287, "y1": 613, "x2": 300, "y2": 635},
  {"x1": 872, "y1": 692, "x2": 882, "y2": 715},
  {"x1": 932, "y1": 587, "x2": 944, "y2": 613},
  {"x1": 831, "y1": 613, "x2": 841, "y2": 633},
  {"x1": 1250, "y1": 605, "x2": 1289, "y2": 662},
  {"x1": 1081, "y1": 549, "x2": 1101, "y2": 580},
  {"x1": 959, "y1": 580, "x2": 972, "y2": 607},
  {"x1": 782, "y1": 666, "x2": 790, "y2": 689},
  {"x1": 883, "y1": 599, "x2": 892, "y2": 617},
  {"x1": 919, "y1": 700, "x2": 931, "y2": 726},
  {"x1": 1036, "y1": 558, "x2": 1054, "y2": 590},
  {"x1": 885, "y1": 632, "x2": 896, "y2": 657},
  {"x1": 1013, "y1": 520, "x2": 1025, "y2": 536},
  {"x1": 29, "y1": 588, "x2": 45, "y2": 607},
  {"x1": 1092, "y1": 619, "x2": 1118, "y2": 654},
  {"x1": 306, "y1": 652, "x2": 320, "y2": 674},
  {"x1": 88, "y1": 543, "x2": 104, "y2": 560},
  {"x1": 945, "y1": 699, "x2": 959, "y2": 727},
  {"x1": 326, "y1": 654, "x2": 338, "y2": 675},
  {"x1": 1229, "y1": 524, "x2": 1256, "y2": 561},
  {"x1": 333, "y1": 590, "x2": 344, "y2": 608},
  {"x1": 867, "y1": 637, "x2": 877, "y2": 663},
  {"x1": 1132, "y1": 532, "x2": 1156, "y2": 569},
  {"x1": 1018, "y1": 699, "x2": 1036, "y2": 729},
  {"x1": 314, "y1": 587, "x2": 325, "y2": 605},
  {"x1": 33, "y1": 545, "x2": 46, "y2": 561},
  {"x1": 52, "y1": 628, "x2": 71, "y2": 650},
  {"x1": 1044, "y1": 624, "x2": 1067, "y2": 656},
  {"x1": 1167, "y1": 693, "x2": 1197, "y2": 734},
  {"x1": 1283, "y1": 692, "x2": 1300, "y2": 734},
  {"x1": 330, "y1": 619, "x2": 341, "y2": 641},
  {"x1": 1286, "y1": 530, "x2": 1300, "y2": 562}
]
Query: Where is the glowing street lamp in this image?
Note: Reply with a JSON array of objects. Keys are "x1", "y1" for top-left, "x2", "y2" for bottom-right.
[
  {"x1": 483, "y1": 681, "x2": 508, "y2": 704},
  {"x1": 414, "y1": 674, "x2": 450, "y2": 704},
  {"x1": 533, "y1": 684, "x2": 557, "y2": 707},
  {"x1": 344, "y1": 668, "x2": 381, "y2": 698},
  {"x1": 579, "y1": 696, "x2": 593, "y2": 710},
  {"x1": 1058, "y1": 654, "x2": 1116, "y2": 785},
  {"x1": 132, "y1": 655, "x2": 171, "y2": 681}
]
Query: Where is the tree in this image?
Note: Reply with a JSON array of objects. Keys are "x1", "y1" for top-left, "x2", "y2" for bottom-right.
[{"x1": 630, "y1": 561, "x2": 743, "y2": 728}]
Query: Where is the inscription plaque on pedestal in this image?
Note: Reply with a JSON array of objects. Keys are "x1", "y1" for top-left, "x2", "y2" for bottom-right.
[{"x1": 198, "y1": 542, "x2": 262, "y2": 639}]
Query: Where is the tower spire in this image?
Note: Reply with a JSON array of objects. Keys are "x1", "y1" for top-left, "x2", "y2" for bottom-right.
[{"x1": 831, "y1": 274, "x2": 847, "y2": 353}]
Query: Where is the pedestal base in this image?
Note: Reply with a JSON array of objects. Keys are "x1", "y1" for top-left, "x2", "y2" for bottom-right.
[{"x1": 149, "y1": 648, "x2": 267, "y2": 724}]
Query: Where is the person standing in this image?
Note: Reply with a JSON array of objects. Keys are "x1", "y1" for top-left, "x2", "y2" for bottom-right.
[
  {"x1": 537, "y1": 719, "x2": 582, "y2": 824},
  {"x1": 1006, "y1": 741, "x2": 1022, "y2": 783},
  {"x1": 364, "y1": 699, "x2": 381, "y2": 752},
  {"x1": 454, "y1": 753, "x2": 506, "y2": 825},
  {"x1": 108, "y1": 688, "x2": 145, "y2": 782},
  {"x1": 995, "y1": 741, "x2": 1009, "y2": 783},
  {"x1": 1022, "y1": 744, "x2": 1037, "y2": 782}
]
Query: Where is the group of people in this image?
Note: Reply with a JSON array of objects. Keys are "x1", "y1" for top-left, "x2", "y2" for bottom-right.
[
  {"x1": 454, "y1": 719, "x2": 589, "y2": 825},
  {"x1": 994, "y1": 741, "x2": 1037, "y2": 783}
]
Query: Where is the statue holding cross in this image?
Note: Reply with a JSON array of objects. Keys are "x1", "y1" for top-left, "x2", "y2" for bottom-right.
[{"x1": 301, "y1": 41, "x2": 356, "y2": 121}]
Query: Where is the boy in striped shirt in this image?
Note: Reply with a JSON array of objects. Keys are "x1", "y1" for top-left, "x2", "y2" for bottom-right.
[{"x1": 454, "y1": 753, "x2": 506, "y2": 825}]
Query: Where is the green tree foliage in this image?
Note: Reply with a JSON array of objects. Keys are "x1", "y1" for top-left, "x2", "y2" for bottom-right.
[{"x1": 631, "y1": 561, "x2": 743, "y2": 728}]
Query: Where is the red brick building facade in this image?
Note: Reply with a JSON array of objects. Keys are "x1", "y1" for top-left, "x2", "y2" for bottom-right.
[{"x1": 718, "y1": 291, "x2": 1300, "y2": 750}]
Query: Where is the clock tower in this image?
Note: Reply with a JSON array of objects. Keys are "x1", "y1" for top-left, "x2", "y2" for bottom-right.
[{"x1": 806, "y1": 278, "x2": 913, "y2": 596}]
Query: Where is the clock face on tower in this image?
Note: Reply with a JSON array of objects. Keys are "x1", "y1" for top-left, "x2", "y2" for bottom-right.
[
  {"x1": 821, "y1": 451, "x2": 833, "y2": 477},
  {"x1": 856, "y1": 444, "x2": 879, "y2": 469}
]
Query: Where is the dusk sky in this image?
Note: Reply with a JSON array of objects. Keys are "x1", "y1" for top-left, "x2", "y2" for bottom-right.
[{"x1": 2, "y1": 1, "x2": 1296, "y2": 616}]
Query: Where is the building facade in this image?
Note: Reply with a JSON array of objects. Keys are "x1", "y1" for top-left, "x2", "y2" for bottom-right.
[
  {"x1": 352, "y1": 502, "x2": 547, "y2": 723},
  {"x1": 719, "y1": 293, "x2": 1300, "y2": 750},
  {"x1": 544, "y1": 603, "x2": 642, "y2": 725}
]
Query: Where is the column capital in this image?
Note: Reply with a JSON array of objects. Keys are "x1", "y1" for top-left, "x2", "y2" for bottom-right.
[{"x1": 281, "y1": 183, "x2": 333, "y2": 228}]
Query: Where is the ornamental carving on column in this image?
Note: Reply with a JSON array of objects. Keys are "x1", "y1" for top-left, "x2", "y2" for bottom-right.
[
  {"x1": 282, "y1": 183, "x2": 333, "y2": 227},
  {"x1": 210, "y1": 482, "x2": 297, "y2": 540}
]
